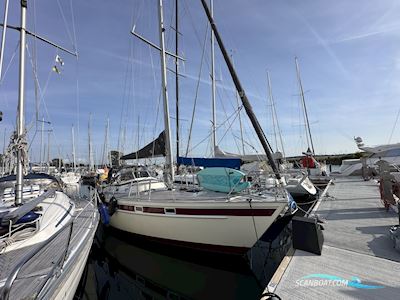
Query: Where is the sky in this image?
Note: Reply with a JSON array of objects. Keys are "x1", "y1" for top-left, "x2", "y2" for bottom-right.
[{"x1": 1, "y1": 0, "x2": 400, "y2": 164}]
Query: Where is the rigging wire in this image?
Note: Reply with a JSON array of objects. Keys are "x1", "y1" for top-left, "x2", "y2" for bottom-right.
[
  {"x1": 182, "y1": 0, "x2": 212, "y2": 72},
  {"x1": 55, "y1": 0, "x2": 75, "y2": 50},
  {"x1": 388, "y1": 108, "x2": 400, "y2": 143},
  {"x1": 186, "y1": 24, "x2": 209, "y2": 156},
  {"x1": 117, "y1": 50, "x2": 132, "y2": 154},
  {"x1": 216, "y1": 104, "x2": 242, "y2": 150},
  {"x1": 25, "y1": 45, "x2": 63, "y2": 163},
  {"x1": 27, "y1": 0, "x2": 79, "y2": 162},
  {"x1": 69, "y1": 0, "x2": 78, "y2": 52},
  {"x1": 216, "y1": 82, "x2": 242, "y2": 154},
  {"x1": 148, "y1": 41, "x2": 163, "y2": 164},
  {"x1": 131, "y1": 0, "x2": 145, "y2": 31},
  {"x1": 188, "y1": 105, "x2": 242, "y2": 154},
  {"x1": 0, "y1": 41, "x2": 19, "y2": 85},
  {"x1": 32, "y1": 0, "x2": 39, "y2": 123},
  {"x1": 185, "y1": 22, "x2": 209, "y2": 157},
  {"x1": 183, "y1": 0, "x2": 263, "y2": 157},
  {"x1": 67, "y1": 0, "x2": 81, "y2": 162},
  {"x1": 25, "y1": 46, "x2": 54, "y2": 131}
]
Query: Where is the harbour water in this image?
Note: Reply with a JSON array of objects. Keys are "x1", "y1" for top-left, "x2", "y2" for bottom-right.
[{"x1": 66, "y1": 184, "x2": 317, "y2": 300}]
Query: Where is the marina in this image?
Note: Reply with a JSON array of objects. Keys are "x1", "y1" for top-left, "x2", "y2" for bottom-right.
[
  {"x1": 0, "y1": 0, "x2": 400, "y2": 299},
  {"x1": 267, "y1": 177, "x2": 400, "y2": 299}
]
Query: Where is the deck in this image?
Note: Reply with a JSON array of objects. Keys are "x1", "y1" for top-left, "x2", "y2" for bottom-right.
[
  {"x1": 0, "y1": 196, "x2": 98, "y2": 299},
  {"x1": 266, "y1": 177, "x2": 400, "y2": 299}
]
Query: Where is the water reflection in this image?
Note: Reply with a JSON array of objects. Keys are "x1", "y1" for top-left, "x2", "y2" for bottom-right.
[
  {"x1": 78, "y1": 227, "x2": 266, "y2": 300},
  {"x1": 71, "y1": 184, "x2": 292, "y2": 300}
]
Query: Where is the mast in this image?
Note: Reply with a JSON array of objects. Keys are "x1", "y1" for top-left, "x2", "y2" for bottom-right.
[
  {"x1": 210, "y1": 0, "x2": 217, "y2": 155},
  {"x1": 267, "y1": 71, "x2": 286, "y2": 158},
  {"x1": 199, "y1": 0, "x2": 281, "y2": 180},
  {"x1": 107, "y1": 118, "x2": 111, "y2": 166},
  {"x1": 88, "y1": 113, "x2": 92, "y2": 171},
  {"x1": 72, "y1": 125, "x2": 76, "y2": 171},
  {"x1": 267, "y1": 72, "x2": 278, "y2": 151},
  {"x1": 58, "y1": 145, "x2": 61, "y2": 170},
  {"x1": 15, "y1": 0, "x2": 27, "y2": 205},
  {"x1": 231, "y1": 52, "x2": 245, "y2": 155},
  {"x1": 40, "y1": 118, "x2": 44, "y2": 172},
  {"x1": 158, "y1": 0, "x2": 174, "y2": 183},
  {"x1": 175, "y1": 0, "x2": 180, "y2": 170},
  {"x1": 2, "y1": 128, "x2": 5, "y2": 176},
  {"x1": 0, "y1": 0, "x2": 9, "y2": 81},
  {"x1": 102, "y1": 117, "x2": 109, "y2": 166},
  {"x1": 295, "y1": 57, "x2": 315, "y2": 155},
  {"x1": 47, "y1": 130, "x2": 50, "y2": 172}
]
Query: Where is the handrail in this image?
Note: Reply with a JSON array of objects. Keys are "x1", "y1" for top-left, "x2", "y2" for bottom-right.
[
  {"x1": 390, "y1": 163, "x2": 400, "y2": 173},
  {"x1": 2, "y1": 191, "x2": 98, "y2": 300},
  {"x1": 2, "y1": 219, "x2": 73, "y2": 300},
  {"x1": 34, "y1": 221, "x2": 74, "y2": 299},
  {"x1": 1, "y1": 189, "x2": 56, "y2": 227}
]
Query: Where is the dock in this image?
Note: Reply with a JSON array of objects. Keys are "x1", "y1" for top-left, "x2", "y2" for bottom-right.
[{"x1": 266, "y1": 177, "x2": 400, "y2": 299}]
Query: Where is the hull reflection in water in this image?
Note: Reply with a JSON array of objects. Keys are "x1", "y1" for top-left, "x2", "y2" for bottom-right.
[{"x1": 78, "y1": 226, "x2": 271, "y2": 300}]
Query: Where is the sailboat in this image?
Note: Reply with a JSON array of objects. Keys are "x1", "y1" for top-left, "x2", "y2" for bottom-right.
[
  {"x1": 102, "y1": 0, "x2": 295, "y2": 255},
  {"x1": 264, "y1": 71, "x2": 316, "y2": 197},
  {"x1": 0, "y1": 1, "x2": 98, "y2": 298},
  {"x1": 293, "y1": 57, "x2": 330, "y2": 185},
  {"x1": 60, "y1": 126, "x2": 81, "y2": 185}
]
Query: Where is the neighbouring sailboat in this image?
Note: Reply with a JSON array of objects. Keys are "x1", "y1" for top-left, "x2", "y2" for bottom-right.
[
  {"x1": 60, "y1": 125, "x2": 81, "y2": 185},
  {"x1": 293, "y1": 57, "x2": 330, "y2": 185},
  {"x1": 0, "y1": 1, "x2": 98, "y2": 298}
]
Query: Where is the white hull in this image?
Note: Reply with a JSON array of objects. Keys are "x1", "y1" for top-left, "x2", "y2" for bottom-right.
[
  {"x1": 174, "y1": 174, "x2": 198, "y2": 185},
  {"x1": 103, "y1": 178, "x2": 165, "y2": 201},
  {"x1": 1, "y1": 191, "x2": 74, "y2": 253},
  {"x1": 50, "y1": 216, "x2": 97, "y2": 300},
  {"x1": 286, "y1": 175, "x2": 317, "y2": 197},
  {"x1": 60, "y1": 172, "x2": 81, "y2": 185},
  {"x1": 109, "y1": 194, "x2": 288, "y2": 253},
  {"x1": 336, "y1": 156, "x2": 400, "y2": 176},
  {"x1": 262, "y1": 174, "x2": 317, "y2": 197},
  {"x1": 0, "y1": 188, "x2": 99, "y2": 299}
]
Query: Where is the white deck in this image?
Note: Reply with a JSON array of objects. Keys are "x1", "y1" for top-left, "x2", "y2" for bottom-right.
[
  {"x1": 0, "y1": 198, "x2": 98, "y2": 299},
  {"x1": 268, "y1": 177, "x2": 400, "y2": 299}
]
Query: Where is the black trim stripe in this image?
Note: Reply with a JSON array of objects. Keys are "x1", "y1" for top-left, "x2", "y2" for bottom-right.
[{"x1": 56, "y1": 203, "x2": 74, "y2": 227}]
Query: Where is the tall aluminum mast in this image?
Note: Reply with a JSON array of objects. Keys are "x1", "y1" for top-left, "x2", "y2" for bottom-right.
[
  {"x1": 267, "y1": 71, "x2": 286, "y2": 158},
  {"x1": 15, "y1": 0, "x2": 27, "y2": 205},
  {"x1": 88, "y1": 113, "x2": 93, "y2": 171},
  {"x1": 295, "y1": 57, "x2": 315, "y2": 154},
  {"x1": 210, "y1": 0, "x2": 217, "y2": 155},
  {"x1": 175, "y1": 0, "x2": 180, "y2": 170},
  {"x1": 158, "y1": 0, "x2": 174, "y2": 183}
]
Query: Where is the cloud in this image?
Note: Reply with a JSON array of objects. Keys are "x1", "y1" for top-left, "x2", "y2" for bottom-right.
[
  {"x1": 331, "y1": 23, "x2": 400, "y2": 44},
  {"x1": 286, "y1": 2, "x2": 351, "y2": 79}
]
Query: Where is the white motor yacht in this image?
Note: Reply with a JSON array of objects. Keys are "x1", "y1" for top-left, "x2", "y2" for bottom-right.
[{"x1": 334, "y1": 137, "x2": 400, "y2": 176}]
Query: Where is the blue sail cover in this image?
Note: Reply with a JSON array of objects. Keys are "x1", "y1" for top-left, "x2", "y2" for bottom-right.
[{"x1": 177, "y1": 156, "x2": 241, "y2": 170}]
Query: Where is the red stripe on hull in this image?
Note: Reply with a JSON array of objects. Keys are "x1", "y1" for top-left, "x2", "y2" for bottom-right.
[
  {"x1": 117, "y1": 205, "x2": 276, "y2": 216},
  {"x1": 175, "y1": 208, "x2": 275, "y2": 216}
]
